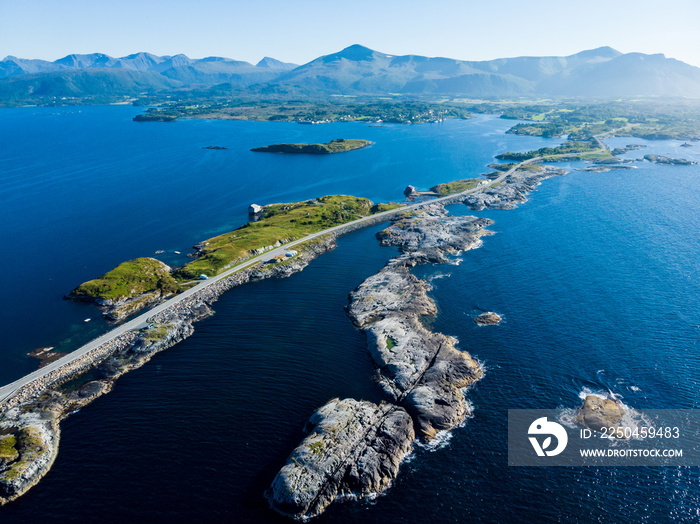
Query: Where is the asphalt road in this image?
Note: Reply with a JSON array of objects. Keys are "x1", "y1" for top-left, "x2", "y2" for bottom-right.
[{"x1": 0, "y1": 159, "x2": 535, "y2": 405}]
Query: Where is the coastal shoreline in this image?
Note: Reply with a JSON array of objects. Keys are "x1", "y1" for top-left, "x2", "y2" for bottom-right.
[
  {"x1": 267, "y1": 164, "x2": 568, "y2": 519},
  {"x1": 2, "y1": 157, "x2": 565, "y2": 507},
  {"x1": 0, "y1": 226, "x2": 372, "y2": 504}
]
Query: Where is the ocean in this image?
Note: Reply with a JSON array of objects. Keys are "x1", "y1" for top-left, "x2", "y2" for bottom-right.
[{"x1": 1, "y1": 107, "x2": 699, "y2": 522}]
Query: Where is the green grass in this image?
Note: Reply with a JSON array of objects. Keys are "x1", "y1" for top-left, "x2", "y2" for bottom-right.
[
  {"x1": 0, "y1": 427, "x2": 46, "y2": 481},
  {"x1": 251, "y1": 139, "x2": 371, "y2": 154},
  {"x1": 430, "y1": 178, "x2": 480, "y2": 195},
  {"x1": 17, "y1": 428, "x2": 44, "y2": 453},
  {"x1": 309, "y1": 441, "x2": 325, "y2": 454},
  {"x1": 176, "y1": 195, "x2": 392, "y2": 279},
  {"x1": 145, "y1": 323, "x2": 170, "y2": 341},
  {"x1": 386, "y1": 336, "x2": 397, "y2": 350},
  {"x1": 70, "y1": 257, "x2": 178, "y2": 301},
  {"x1": 69, "y1": 194, "x2": 402, "y2": 303},
  {"x1": 496, "y1": 140, "x2": 600, "y2": 162},
  {"x1": 0, "y1": 435, "x2": 18, "y2": 460},
  {"x1": 371, "y1": 202, "x2": 403, "y2": 213}
]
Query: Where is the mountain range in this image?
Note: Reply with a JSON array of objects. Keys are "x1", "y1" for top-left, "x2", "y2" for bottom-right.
[{"x1": 2, "y1": 44, "x2": 700, "y2": 103}]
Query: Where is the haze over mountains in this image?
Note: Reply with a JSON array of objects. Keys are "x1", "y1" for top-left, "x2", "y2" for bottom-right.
[{"x1": 2, "y1": 44, "x2": 700, "y2": 103}]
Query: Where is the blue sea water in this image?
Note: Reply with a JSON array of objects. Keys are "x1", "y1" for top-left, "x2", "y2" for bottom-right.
[{"x1": 1, "y1": 107, "x2": 699, "y2": 522}]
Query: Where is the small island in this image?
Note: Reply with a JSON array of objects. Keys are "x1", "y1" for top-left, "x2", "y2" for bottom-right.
[
  {"x1": 133, "y1": 114, "x2": 177, "y2": 122},
  {"x1": 643, "y1": 154, "x2": 697, "y2": 165},
  {"x1": 474, "y1": 311, "x2": 502, "y2": 325},
  {"x1": 251, "y1": 138, "x2": 371, "y2": 154}
]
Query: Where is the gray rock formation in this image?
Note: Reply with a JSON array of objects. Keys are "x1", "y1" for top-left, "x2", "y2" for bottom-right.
[
  {"x1": 474, "y1": 312, "x2": 502, "y2": 325},
  {"x1": 576, "y1": 395, "x2": 625, "y2": 432},
  {"x1": 269, "y1": 204, "x2": 491, "y2": 519},
  {"x1": 463, "y1": 165, "x2": 566, "y2": 210},
  {"x1": 347, "y1": 206, "x2": 487, "y2": 440},
  {"x1": 643, "y1": 154, "x2": 697, "y2": 165},
  {"x1": 268, "y1": 398, "x2": 414, "y2": 520}
]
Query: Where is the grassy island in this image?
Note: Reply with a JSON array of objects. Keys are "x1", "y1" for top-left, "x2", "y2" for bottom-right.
[
  {"x1": 430, "y1": 179, "x2": 481, "y2": 196},
  {"x1": 69, "y1": 258, "x2": 179, "y2": 301},
  {"x1": 495, "y1": 139, "x2": 611, "y2": 162},
  {"x1": 133, "y1": 113, "x2": 177, "y2": 123},
  {"x1": 251, "y1": 139, "x2": 371, "y2": 154},
  {"x1": 71, "y1": 195, "x2": 401, "y2": 304}
]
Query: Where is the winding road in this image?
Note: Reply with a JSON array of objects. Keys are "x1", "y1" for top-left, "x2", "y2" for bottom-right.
[{"x1": 0, "y1": 145, "x2": 602, "y2": 405}]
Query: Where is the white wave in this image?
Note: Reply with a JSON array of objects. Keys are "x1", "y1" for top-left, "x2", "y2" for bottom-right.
[
  {"x1": 415, "y1": 429, "x2": 455, "y2": 451},
  {"x1": 427, "y1": 272, "x2": 451, "y2": 281}
]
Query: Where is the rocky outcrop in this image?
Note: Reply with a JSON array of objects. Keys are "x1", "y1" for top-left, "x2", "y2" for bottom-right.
[
  {"x1": 348, "y1": 205, "x2": 487, "y2": 439},
  {"x1": 474, "y1": 312, "x2": 502, "y2": 325},
  {"x1": 463, "y1": 165, "x2": 566, "y2": 210},
  {"x1": 103, "y1": 290, "x2": 165, "y2": 321},
  {"x1": 576, "y1": 395, "x2": 625, "y2": 432},
  {"x1": 269, "y1": 205, "x2": 490, "y2": 519},
  {"x1": 611, "y1": 144, "x2": 647, "y2": 156},
  {"x1": 643, "y1": 154, "x2": 697, "y2": 166},
  {"x1": 268, "y1": 399, "x2": 414, "y2": 520}
]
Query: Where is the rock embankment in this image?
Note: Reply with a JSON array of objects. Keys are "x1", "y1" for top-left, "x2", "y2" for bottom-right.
[
  {"x1": 463, "y1": 165, "x2": 566, "y2": 210},
  {"x1": 0, "y1": 234, "x2": 344, "y2": 505}
]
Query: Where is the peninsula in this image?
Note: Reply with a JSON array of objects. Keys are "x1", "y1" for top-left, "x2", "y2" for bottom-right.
[{"x1": 251, "y1": 138, "x2": 371, "y2": 154}]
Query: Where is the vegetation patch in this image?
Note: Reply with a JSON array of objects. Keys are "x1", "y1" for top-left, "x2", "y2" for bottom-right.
[
  {"x1": 0, "y1": 427, "x2": 46, "y2": 482},
  {"x1": 386, "y1": 336, "x2": 397, "y2": 350},
  {"x1": 145, "y1": 323, "x2": 170, "y2": 341},
  {"x1": 0, "y1": 435, "x2": 18, "y2": 461},
  {"x1": 430, "y1": 178, "x2": 481, "y2": 195},
  {"x1": 251, "y1": 138, "x2": 371, "y2": 154},
  {"x1": 177, "y1": 195, "x2": 388, "y2": 279},
  {"x1": 70, "y1": 258, "x2": 178, "y2": 301},
  {"x1": 309, "y1": 441, "x2": 325, "y2": 455},
  {"x1": 496, "y1": 140, "x2": 600, "y2": 162}
]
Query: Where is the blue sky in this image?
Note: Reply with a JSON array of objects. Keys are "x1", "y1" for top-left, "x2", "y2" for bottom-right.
[{"x1": 2, "y1": 0, "x2": 699, "y2": 67}]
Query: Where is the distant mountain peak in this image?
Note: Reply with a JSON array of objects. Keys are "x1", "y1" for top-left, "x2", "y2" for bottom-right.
[
  {"x1": 256, "y1": 57, "x2": 297, "y2": 69},
  {"x1": 571, "y1": 46, "x2": 622, "y2": 60},
  {"x1": 2, "y1": 45, "x2": 699, "y2": 99},
  {"x1": 332, "y1": 44, "x2": 380, "y2": 61}
]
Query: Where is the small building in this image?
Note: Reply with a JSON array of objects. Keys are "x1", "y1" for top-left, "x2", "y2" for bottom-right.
[
  {"x1": 285, "y1": 250, "x2": 298, "y2": 257},
  {"x1": 199, "y1": 274, "x2": 208, "y2": 280},
  {"x1": 404, "y1": 185, "x2": 417, "y2": 198},
  {"x1": 248, "y1": 203, "x2": 263, "y2": 215}
]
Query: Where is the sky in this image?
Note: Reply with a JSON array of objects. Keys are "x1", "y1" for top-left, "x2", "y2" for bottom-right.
[{"x1": 2, "y1": 0, "x2": 699, "y2": 67}]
